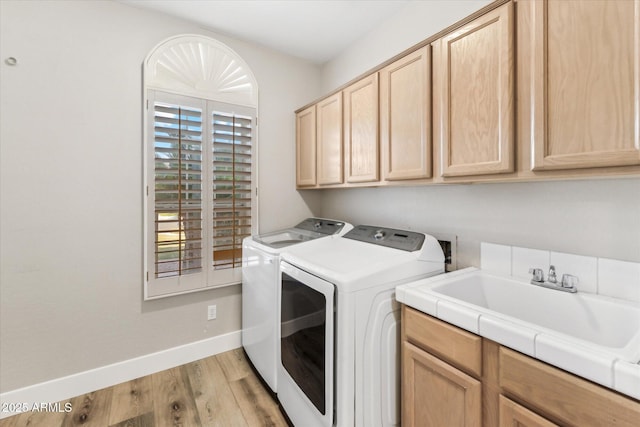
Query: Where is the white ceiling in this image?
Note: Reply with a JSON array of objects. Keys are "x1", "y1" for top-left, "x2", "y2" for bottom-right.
[{"x1": 118, "y1": 0, "x2": 410, "y2": 64}]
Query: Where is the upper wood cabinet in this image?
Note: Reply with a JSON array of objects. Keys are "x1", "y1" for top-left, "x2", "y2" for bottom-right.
[
  {"x1": 434, "y1": 1, "x2": 514, "y2": 177},
  {"x1": 380, "y1": 46, "x2": 432, "y2": 181},
  {"x1": 295, "y1": 0, "x2": 640, "y2": 189},
  {"x1": 296, "y1": 105, "x2": 316, "y2": 187},
  {"x1": 519, "y1": 0, "x2": 640, "y2": 171},
  {"x1": 316, "y1": 92, "x2": 344, "y2": 185},
  {"x1": 343, "y1": 74, "x2": 379, "y2": 183}
]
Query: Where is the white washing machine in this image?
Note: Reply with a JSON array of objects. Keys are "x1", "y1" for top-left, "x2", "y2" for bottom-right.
[
  {"x1": 278, "y1": 225, "x2": 445, "y2": 427},
  {"x1": 242, "y1": 218, "x2": 353, "y2": 393}
]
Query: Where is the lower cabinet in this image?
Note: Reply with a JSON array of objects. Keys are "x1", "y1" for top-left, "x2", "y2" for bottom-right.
[
  {"x1": 401, "y1": 305, "x2": 640, "y2": 427},
  {"x1": 403, "y1": 341, "x2": 481, "y2": 427},
  {"x1": 498, "y1": 395, "x2": 558, "y2": 427}
]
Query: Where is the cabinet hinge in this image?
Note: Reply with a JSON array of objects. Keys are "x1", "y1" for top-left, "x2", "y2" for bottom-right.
[{"x1": 146, "y1": 271, "x2": 149, "y2": 281}]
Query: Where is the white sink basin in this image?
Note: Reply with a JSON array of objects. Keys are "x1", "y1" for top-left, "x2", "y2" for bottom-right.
[
  {"x1": 400, "y1": 269, "x2": 640, "y2": 363},
  {"x1": 432, "y1": 273, "x2": 640, "y2": 352}
]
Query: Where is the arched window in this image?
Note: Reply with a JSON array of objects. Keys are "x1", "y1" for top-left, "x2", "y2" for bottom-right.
[{"x1": 143, "y1": 35, "x2": 258, "y2": 299}]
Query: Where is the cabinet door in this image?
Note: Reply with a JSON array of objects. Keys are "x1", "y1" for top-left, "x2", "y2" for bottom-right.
[
  {"x1": 316, "y1": 92, "x2": 343, "y2": 185},
  {"x1": 521, "y1": 0, "x2": 640, "y2": 170},
  {"x1": 296, "y1": 105, "x2": 316, "y2": 186},
  {"x1": 380, "y1": 46, "x2": 432, "y2": 181},
  {"x1": 402, "y1": 341, "x2": 481, "y2": 427},
  {"x1": 344, "y1": 74, "x2": 379, "y2": 183},
  {"x1": 435, "y1": 2, "x2": 514, "y2": 177},
  {"x1": 500, "y1": 347, "x2": 640, "y2": 426},
  {"x1": 499, "y1": 395, "x2": 558, "y2": 427}
]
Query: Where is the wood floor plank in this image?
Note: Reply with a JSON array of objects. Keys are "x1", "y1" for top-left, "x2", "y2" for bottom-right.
[
  {"x1": 184, "y1": 356, "x2": 248, "y2": 427},
  {"x1": 108, "y1": 411, "x2": 154, "y2": 427},
  {"x1": 217, "y1": 349, "x2": 252, "y2": 382},
  {"x1": 151, "y1": 366, "x2": 201, "y2": 427},
  {"x1": 0, "y1": 349, "x2": 285, "y2": 427},
  {"x1": 108, "y1": 376, "x2": 153, "y2": 425},
  {"x1": 229, "y1": 375, "x2": 288, "y2": 427},
  {"x1": 62, "y1": 388, "x2": 113, "y2": 427}
]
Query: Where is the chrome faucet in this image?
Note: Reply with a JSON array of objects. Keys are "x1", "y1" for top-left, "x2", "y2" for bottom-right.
[
  {"x1": 529, "y1": 268, "x2": 544, "y2": 283},
  {"x1": 561, "y1": 274, "x2": 579, "y2": 290},
  {"x1": 528, "y1": 267, "x2": 577, "y2": 293}
]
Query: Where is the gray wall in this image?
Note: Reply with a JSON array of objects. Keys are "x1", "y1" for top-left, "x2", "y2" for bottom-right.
[
  {"x1": 315, "y1": 179, "x2": 640, "y2": 269},
  {"x1": 0, "y1": 0, "x2": 321, "y2": 392}
]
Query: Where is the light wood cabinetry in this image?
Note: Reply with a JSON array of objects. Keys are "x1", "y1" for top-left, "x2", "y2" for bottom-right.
[
  {"x1": 403, "y1": 306, "x2": 483, "y2": 426},
  {"x1": 297, "y1": 76, "x2": 376, "y2": 189},
  {"x1": 498, "y1": 396, "x2": 558, "y2": 427},
  {"x1": 295, "y1": 105, "x2": 316, "y2": 187},
  {"x1": 401, "y1": 305, "x2": 640, "y2": 427},
  {"x1": 500, "y1": 346, "x2": 640, "y2": 427},
  {"x1": 295, "y1": 0, "x2": 640, "y2": 189},
  {"x1": 316, "y1": 92, "x2": 343, "y2": 185},
  {"x1": 519, "y1": 0, "x2": 640, "y2": 171},
  {"x1": 434, "y1": 1, "x2": 514, "y2": 177},
  {"x1": 403, "y1": 341, "x2": 481, "y2": 427},
  {"x1": 404, "y1": 304, "x2": 482, "y2": 377},
  {"x1": 343, "y1": 73, "x2": 379, "y2": 183},
  {"x1": 380, "y1": 46, "x2": 432, "y2": 181}
]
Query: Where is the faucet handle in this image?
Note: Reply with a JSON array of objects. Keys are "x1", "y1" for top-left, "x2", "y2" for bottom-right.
[
  {"x1": 548, "y1": 265, "x2": 557, "y2": 283},
  {"x1": 529, "y1": 268, "x2": 544, "y2": 283},
  {"x1": 561, "y1": 274, "x2": 579, "y2": 289}
]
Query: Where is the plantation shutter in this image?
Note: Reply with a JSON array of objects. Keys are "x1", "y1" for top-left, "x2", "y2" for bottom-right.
[
  {"x1": 212, "y1": 110, "x2": 254, "y2": 270},
  {"x1": 153, "y1": 102, "x2": 204, "y2": 279},
  {"x1": 146, "y1": 92, "x2": 257, "y2": 298}
]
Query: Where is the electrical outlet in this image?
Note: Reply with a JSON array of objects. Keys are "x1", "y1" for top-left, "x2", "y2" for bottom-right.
[{"x1": 207, "y1": 304, "x2": 217, "y2": 320}]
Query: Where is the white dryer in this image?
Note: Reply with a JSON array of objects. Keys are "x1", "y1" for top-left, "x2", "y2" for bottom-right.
[
  {"x1": 242, "y1": 218, "x2": 352, "y2": 393},
  {"x1": 278, "y1": 225, "x2": 445, "y2": 427}
]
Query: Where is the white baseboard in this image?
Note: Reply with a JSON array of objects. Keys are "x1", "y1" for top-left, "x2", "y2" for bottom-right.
[{"x1": 0, "y1": 330, "x2": 242, "y2": 419}]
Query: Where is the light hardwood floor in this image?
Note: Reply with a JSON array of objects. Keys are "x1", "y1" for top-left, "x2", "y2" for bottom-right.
[{"x1": 0, "y1": 349, "x2": 289, "y2": 427}]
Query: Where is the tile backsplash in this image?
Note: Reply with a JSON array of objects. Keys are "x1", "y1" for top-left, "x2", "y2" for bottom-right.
[{"x1": 481, "y1": 242, "x2": 640, "y2": 303}]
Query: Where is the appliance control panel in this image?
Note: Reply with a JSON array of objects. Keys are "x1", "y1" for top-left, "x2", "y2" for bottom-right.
[
  {"x1": 343, "y1": 225, "x2": 425, "y2": 252},
  {"x1": 295, "y1": 218, "x2": 346, "y2": 235}
]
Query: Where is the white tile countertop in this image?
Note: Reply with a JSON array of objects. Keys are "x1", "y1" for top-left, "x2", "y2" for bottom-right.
[{"x1": 396, "y1": 267, "x2": 640, "y2": 400}]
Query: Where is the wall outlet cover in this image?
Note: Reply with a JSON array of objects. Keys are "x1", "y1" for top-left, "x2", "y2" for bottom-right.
[{"x1": 207, "y1": 305, "x2": 217, "y2": 320}]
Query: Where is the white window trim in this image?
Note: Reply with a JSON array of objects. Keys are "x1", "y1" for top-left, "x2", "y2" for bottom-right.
[{"x1": 143, "y1": 35, "x2": 259, "y2": 300}]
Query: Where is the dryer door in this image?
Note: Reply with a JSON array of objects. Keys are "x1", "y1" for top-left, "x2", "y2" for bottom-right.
[{"x1": 279, "y1": 262, "x2": 335, "y2": 427}]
